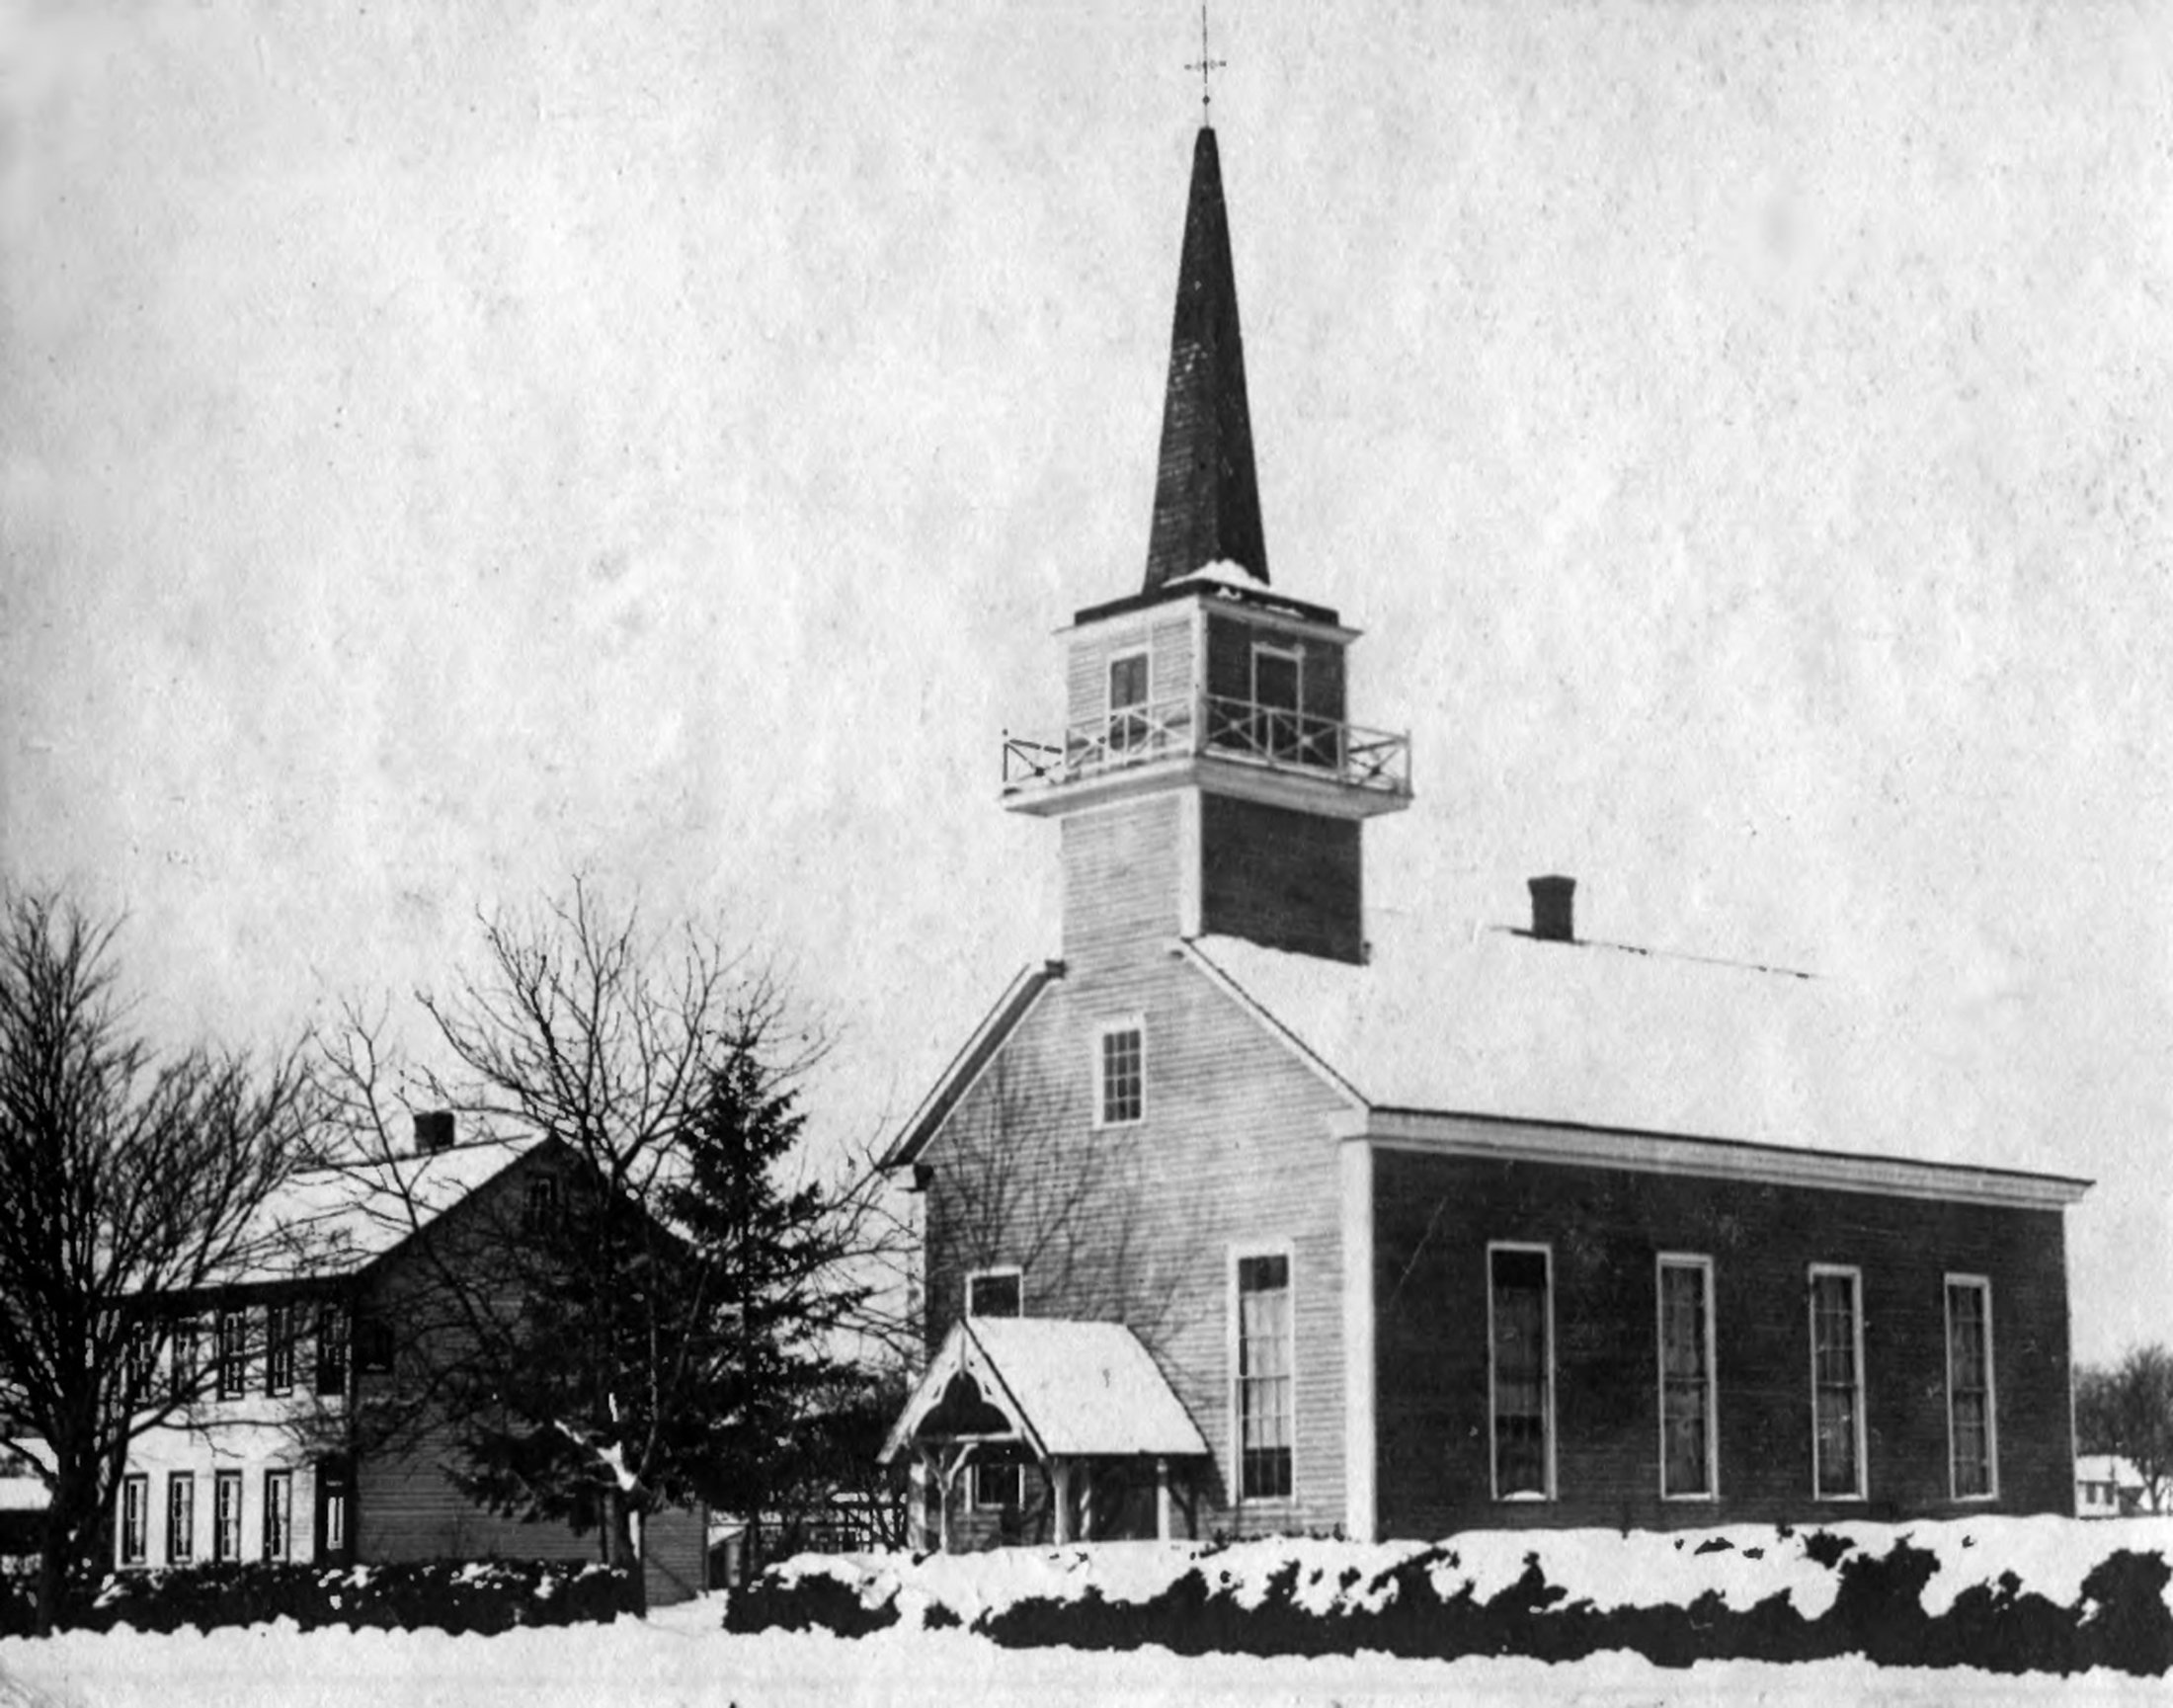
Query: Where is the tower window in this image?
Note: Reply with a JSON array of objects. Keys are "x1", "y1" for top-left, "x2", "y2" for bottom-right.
[
  {"x1": 1250, "y1": 642, "x2": 1305, "y2": 763},
  {"x1": 1094, "y1": 1020, "x2": 1144, "y2": 1126},
  {"x1": 1108, "y1": 649, "x2": 1151, "y2": 753}
]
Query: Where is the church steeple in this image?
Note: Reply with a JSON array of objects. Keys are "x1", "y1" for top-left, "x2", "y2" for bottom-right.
[{"x1": 1143, "y1": 126, "x2": 1268, "y2": 592}]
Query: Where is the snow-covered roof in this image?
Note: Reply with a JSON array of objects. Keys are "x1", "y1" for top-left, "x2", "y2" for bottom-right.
[
  {"x1": 881, "y1": 1317, "x2": 1209, "y2": 1464},
  {"x1": 2076, "y1": 1455, "x2": 2143, "y2": 1487},
  {"x1": 1185, "y1": 928, "x2": 2090, "y2": 1206},
  {"x1": 209, "y1": 1139, "x2": 539, "y2": 1288}
]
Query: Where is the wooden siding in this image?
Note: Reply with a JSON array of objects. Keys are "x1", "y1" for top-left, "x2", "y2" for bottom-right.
[
  {"x1": 1060, "y1": 795, "x2": 1182, "y2": 969},
  {"x1": 1199, "y1": 794, "x2": 1364, "y2": 963},
  {"x1": 1065, "y1": 612, "x2": 1196, "y2": 729},
  {"x1": 1370, "y1": 1145, "x2": 2075, "y2": 1535},
  {"x1": 919, "y1": 949, "x2": 1354, "y2": 1539}
]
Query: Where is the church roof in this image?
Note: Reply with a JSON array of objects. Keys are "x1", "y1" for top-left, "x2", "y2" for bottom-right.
[
  {"x1": 1143, "y1": 126, "x2": 1269, "y2": 593},
  {"x1": 880, "y1": 1316, "x2": 1209, "y2": 1464},
  {"x1": 1185, "y1": 931, "x2": 2091, "y2": 1208}
]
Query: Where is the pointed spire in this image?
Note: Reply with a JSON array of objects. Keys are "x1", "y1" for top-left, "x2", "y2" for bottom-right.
[{"x1": 1143, "y1": 125, "x2": 1269, "y2": 592}]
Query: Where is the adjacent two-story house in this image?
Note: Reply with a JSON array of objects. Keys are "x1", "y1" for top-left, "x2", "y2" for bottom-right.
[
  {"x1": 111, "y1": 1118, "x2": 707, "y2": 1604},
  {"x1": 880, "y1": 122, "x2": 2090, "y2": 1548}
]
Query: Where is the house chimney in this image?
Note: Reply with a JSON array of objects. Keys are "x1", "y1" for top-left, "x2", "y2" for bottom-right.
[
  {"x1": 412, "y1": 1110, "x2": 455, "y2": 1154},
  {"x1": 1527, "y1": 875, "x2": 1576, "y2": 943}
]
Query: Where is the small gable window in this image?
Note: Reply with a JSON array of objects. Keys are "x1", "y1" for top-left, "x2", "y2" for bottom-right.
[
  {"x1": 523, "y1": 1177, "x2": 562, "y2": 1234},
  {"x1": 1094, "y1": 1020, "x2": 1144, "y2": 1127},
  {"x1": 965, "y1": 1267, "x2": 1022, "y2": 1320}
]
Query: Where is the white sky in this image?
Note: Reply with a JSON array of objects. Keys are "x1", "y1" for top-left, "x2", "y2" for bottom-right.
[{"x1": 4, "y1": 1, "x2": 2169, "y2": 1365}]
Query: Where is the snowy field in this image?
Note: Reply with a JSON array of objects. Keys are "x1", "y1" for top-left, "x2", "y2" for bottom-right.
[{"x1": 1, "y1": 1595, "x2": 2166, "y2": 1708}]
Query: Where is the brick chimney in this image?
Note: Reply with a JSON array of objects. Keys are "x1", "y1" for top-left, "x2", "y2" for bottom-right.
[
  {"x1": 412, "y1": 1110, "x2": 455, "y2": 1154},
  {"x1": 1527, "y1": 875, "x2": 1576, "y2": 943}
]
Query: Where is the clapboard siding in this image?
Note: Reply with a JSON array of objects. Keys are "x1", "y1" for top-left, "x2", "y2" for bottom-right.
[
  {"x1": 1371, "y1": 1144, "x2": 2075, "y2": 1536},
  {"x1": 1065, "y1": 613, "x2": 1196, "y2": 729},
  {"x1": 921, "y1": 950, "x2": 1355, "y2": 1538},
  {"x1": 1060, "y1": 796, "x2": 1182, "y2": 969},
  {"x1": 1199, "y1": 794, "x2": 1363, "y2": 962}
]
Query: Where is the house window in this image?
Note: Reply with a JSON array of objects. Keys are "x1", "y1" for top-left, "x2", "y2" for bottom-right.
[
  {"x1": 165, "y1": 1472, "x2": 195, "y2": 1565},
  {"x1": 120, "y1": 1474, "x2": 148, "y2": 1566},
  {"x1": 213, "y1": 1470, "x2": 242, "y2": 1563},
  {"x1": 265, "y1": 1304, "x2": 296, "y2": 1396},
  {"x1": 1489, "y1": 1245, "x2": 1554, "y2": 1500},
  {"x1": 965, "y1": 1267, "x2": 1023, "y2": 1509},
  {"x1": 1251, "y1": 641, "x2": 1304, "y2": 762},
  {"x1": 318, "y1": 1462, "x2": 350, "y2": 1559},
  {"x1": 263, "y1": 1469, "x2": 293, "y2": 1562},
  {"x1": 216, "y1": 1307, "x2": 249, "y2": 1399},
  {"x1": 122, "y1": 1321, "x2": 154, "y2": 1403},
  {"x1": 355, "y1": 1311, "x2": 394, "y2": 1374},
  {"x1": 1108, "y1": 648, "x2": 1151, "y2": 753},
  {"x1": 170, "y1": 1318, "x2": 201, "y2": 1404},
  {"x1": 523, "y1": 1177, "x2": 562, "y2": 1234},
  {"x1": 1657, "y1": 1255, "x2": 1717, "y2": 1499},
  {"x1": 1810, "y1": 1266, "x2": 1866, "y2": 1500},
  {"x1": 315, "y1": 1303, "x2": 349, "y2": 1396},
  {"x1": 1234, "y1": 1250, "x2": 1294, "y2": 1501},
  {"x1": 1947, "y1": 1276, "x2": 1996, "y2": 1500},
  {"x1": 1094, "y1": 1021, "x2": 1144, "y2": 1127}
]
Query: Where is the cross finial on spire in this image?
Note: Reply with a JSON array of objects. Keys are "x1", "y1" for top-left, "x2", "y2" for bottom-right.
[{"x1": 1184, "y1": 4, "x2": 1227, "y2": 121}]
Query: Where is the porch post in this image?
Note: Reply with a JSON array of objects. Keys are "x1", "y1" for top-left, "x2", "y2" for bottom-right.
[
  {"x1": 1155, "y1": 1457, "x2": 1171, "y2": 1540},
  {"x1": 1050, "y1": 1459, "x2": 1073, "y2": 1544}
]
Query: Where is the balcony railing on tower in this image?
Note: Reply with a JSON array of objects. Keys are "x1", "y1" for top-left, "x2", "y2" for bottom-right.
[{"x1": 1002, "y1": 693, "x2": 1411, "y2": 799}]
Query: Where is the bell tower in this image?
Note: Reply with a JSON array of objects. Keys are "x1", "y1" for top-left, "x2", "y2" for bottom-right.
[{"x1": 1001, "y1": 125, "x2": 1410, "y2": 969}]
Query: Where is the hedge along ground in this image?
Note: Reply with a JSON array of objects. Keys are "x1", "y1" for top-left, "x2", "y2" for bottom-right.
[
  {"x1": 0, "y1": 1559, "x2": 636, "y2": 1637},
  {"x1": 725, "y1": 1518, "x2": 2173, "y2": 1676}
]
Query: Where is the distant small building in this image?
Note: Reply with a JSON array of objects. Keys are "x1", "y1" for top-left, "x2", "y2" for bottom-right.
[{"x1": 2075, "y1": 1455, "x2": 2145, "y2": 1518}]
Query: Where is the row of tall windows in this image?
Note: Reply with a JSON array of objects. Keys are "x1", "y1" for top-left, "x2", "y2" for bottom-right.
[
  {"x1": 1486, "y1": 1248, "x2": 2000, "y2": 1504},
  {"x1": 151, "y1": 1302, "x2": 388, "y2": 1404},
  {"x1": 119, "y1": 1467, "x2": 316, "y2": 1566}
]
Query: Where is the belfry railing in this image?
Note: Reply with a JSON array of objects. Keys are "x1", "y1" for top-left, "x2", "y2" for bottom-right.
[{"x1": 1002, "y1": 694, "x2": 1411, "y2": 799}]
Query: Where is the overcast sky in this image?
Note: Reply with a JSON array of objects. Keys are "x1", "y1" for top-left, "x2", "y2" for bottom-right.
[{"x1": 5, "y1": 1, "x2": 2169, "y2": 1364}]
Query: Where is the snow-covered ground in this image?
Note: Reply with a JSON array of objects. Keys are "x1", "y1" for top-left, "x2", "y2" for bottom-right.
[{"x1": 0, "y1": 1595, "x2": 2164, "y2": 1708}]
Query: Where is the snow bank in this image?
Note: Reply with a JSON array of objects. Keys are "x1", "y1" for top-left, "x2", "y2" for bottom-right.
[
  {"x1": 734, "y1": 1519, "x2": 2173, "y2": 1676},
  {"x1": 3, "y1": 1603, "x2": 2171, "y2": 1707}
]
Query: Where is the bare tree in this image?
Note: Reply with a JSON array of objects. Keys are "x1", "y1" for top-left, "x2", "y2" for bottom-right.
[
  {"x1": 0, "y1": 889, "x2": 317, "y2": 1631},
  {"x1": 2076, "y1": 1343, "x2": 2173, "y2": 1514},
  {"x1": 316, "y1": 878, "x2": 892, "y2": 1583}
]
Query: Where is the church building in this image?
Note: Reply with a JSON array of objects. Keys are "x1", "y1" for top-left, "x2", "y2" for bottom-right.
[{"x1": 880, "y1": 122, "x2": 2088, "y2": 1548}]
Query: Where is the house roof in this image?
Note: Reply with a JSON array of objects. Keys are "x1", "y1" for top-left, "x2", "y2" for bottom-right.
[
  {"x1": 1185, "y1": 929, "x2": 2092, "y2": 1207},
  {"x1": 880, "y1": 962, "x2": 1064, "y2": 1170},
  {"x1": 881, "y1": 1317, "x2": 1209, "y2": 1464},
  {"x1": 208, "y1": 1138, "x2": 541, "y2": 1288},
  {"x1": 1143, "y1": 125, "x2": 1268, "y2": 593}
]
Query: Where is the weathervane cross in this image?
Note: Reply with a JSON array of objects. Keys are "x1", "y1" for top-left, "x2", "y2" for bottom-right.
[{"x1": 1184, "y1": 4, "x2": 1227, "y2": 119}]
